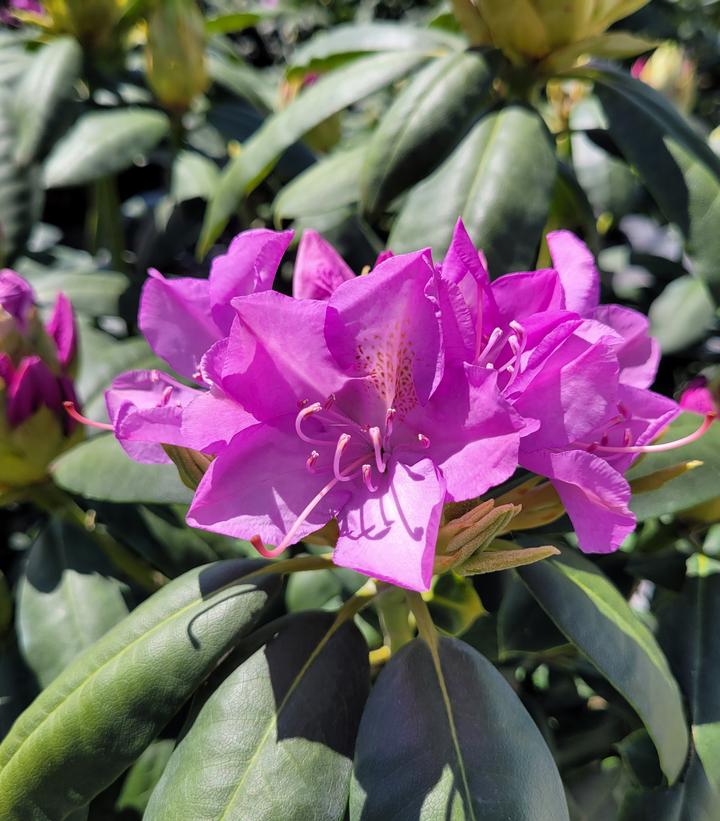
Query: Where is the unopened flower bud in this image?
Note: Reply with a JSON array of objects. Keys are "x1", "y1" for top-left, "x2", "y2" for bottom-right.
[
  {"x1": 0, "y1": 270, "x2": 82, "y2": 490},
  {"x1": 145, "y1": 0, "x2": 208, "y2": 113},
  {"x1": 162, "y1": 444, "x2": 212, "y2": 491}
]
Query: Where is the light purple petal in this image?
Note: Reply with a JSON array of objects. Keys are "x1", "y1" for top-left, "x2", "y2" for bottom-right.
[
  {"x1": 209, "y1": 228, "x2": 293, "y2": 334},
  {"x1": 591, "y1": 304, "x2": 660, "y2": 389},
  {"x1": 46, "y1": 292, "x2": 77, "y2": 370},
  {"x1": 521, "y1": 448, "x2": 635, "y2": 554},
  {"x1": 180, "y1": 388, "x2": 257, "y2": 453},
  {"x1": 547, "y1": 230, "x2": 600, "y2": 316},
  {"x1": 222, "y1": 292, "x2": 348, "y2": 419},
  {"x1": 0, "y1": 268, "x2": 34, "y2": 330},
  {"x1": 139, "y1": 270, "x2": 218, "y2": 380},
  {"x1": 186, "y1": 421, "x2": 352, "y2": 544},
  {"x1": 334, "y1": 456, "x2": 445, "y2": 591},
  {"x1": 491, "y1": 268, "x2": 565, "y2": 324},
  {"x1": 326, "y1": 250, "x2": 441, "y2": 409},
  {"x1": 292, "y1": 230, "x2": 354, "y2": 300},
  {"x1": 7, "y1": 356, "x2": 61, "y2": 427},
  {"x1": 105, "y1": 370, "x2": 198, "y2": 464},
  {"x1": 679, "y1": 378, "x2": 716, "y2": 414}
]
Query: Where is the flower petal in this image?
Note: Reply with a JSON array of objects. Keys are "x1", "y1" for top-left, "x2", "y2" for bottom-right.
[
  {"x1": 292, "y1": 230, "x2": 354, "y2": 300},
  {"x1": 186, "y1": 421, "x2": 352, "y2": 544},
  {"x1": 180, "y1": 388, "x2": 257, "y2": 453},
  {"x1": 591, "y1": 304, "x2": 660, "y2": 388},
  {"x1": 492, "y1": 268, "x2": 565, "y2": 324},
  {"x1": 7, "y1": 356, "x2": 61, "y2": 427},
  {"x1": 209, "y1": 228, "x2": 293, "y2": 333},
  {"x1": 46, "y1": 292, "x2": 77, "y2": 370},
  {"x1": 333, "y1": 456, "x2": 445, "y2": 591},
  {"x1": 547, "y1": 230, "x2": 600, "y2": 315},
  {"x1": 521, "y1": 448, "x2": 635, "y2": 554},
  {"x1": 0, "y1": 268, "x2": 34, "y2": 330},
  {"x1": 139, "y1": 270, "x2": 218, "y2": 380}
]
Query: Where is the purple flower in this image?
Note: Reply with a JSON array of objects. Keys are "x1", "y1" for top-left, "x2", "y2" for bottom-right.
[
  {"x1": 292, "y1": 230, "x2": 354, "y2": 300},
  {"x1": 679, "y1": 377, "x2": 716, "y2": 415},
  {"x1": 0, "y1": 268, "x2": 34, "y2": 333},
  {"x1": 183, "y1": 250, "x2": 528, "y2": 590}
]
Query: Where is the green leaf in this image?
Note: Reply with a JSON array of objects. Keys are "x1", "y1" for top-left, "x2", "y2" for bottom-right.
[
  {"x1": 497, "y1": 577, "x2": 569, "y2": 658},
  {"x1": 289, "y1": 22, "x2": 459, "y2": 73},
  {"x1": 24, "y1": 269, "x2": 129, "y2": 317},
  {"x1": 350, "y1": 636, "x2": 569, "y2": 820},
  {"x1": 115, "y1": 739, "x2": 174, "y2": 814},
  {"x1": 205, "y1": 12, "x2": 267, "y2": 37},
  {"x1": 52, "y1": 435, "x2": 193, "y2": 505},
  {"x1": 0, "y1": 89, "x2": 41, "y2": 264},
  {"x1": 206, "y1": 53, "x2": 275, "y2": 114},
  {"x1": 43, "y1": 109, "x2": 170, "y2": 189},
  {"x1": 145, "y1": 612, "x2": 369, "y2": 821},
  {"x1": 517, "y1": 546, "x2": 688, "y2": 783},
  {"x1": 171, "y1": 150, "x2": 220, "y2": 203},
  {"x1": 13, "y1": 37, "x2": 82, "y2": 166},
  {"x1": 427, "y1": 574, "x2": 484, "y2": 636},
  {"x1": 389, "y1": 105, "x2": 556, "y2": 275},
  {"x1": 628, "y1": 413, "x2": 720, "y2": 520},
  {"x1": 274, "y1": 143, "x2": 367, "y2": 220},
  {"x1": 198, "y1": 51, "x2": 428, "y2": 256},
  {"x1": 17, "y1": 521, "x2": 130, "y2": 688},
  {"x1": 361, "y1": 50, "x2": 492, "y2": 217},
  {"x1": 648, "y1": 276, "x2": 716, "y2": 354},
  {"x1": 0, "y1": 560, "x2": 280, "y2": 820}
]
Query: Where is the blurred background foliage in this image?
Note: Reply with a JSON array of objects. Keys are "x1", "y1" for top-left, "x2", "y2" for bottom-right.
[{"x1": 1, "y1": 0, "x2": 720, "y2": 819}]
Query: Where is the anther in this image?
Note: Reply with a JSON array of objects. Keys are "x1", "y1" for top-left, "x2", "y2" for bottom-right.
[
  {"x1": 583, "y1": 412, "x2": 716, "y2": 454},
  {"x1": 63, "y1": 401, "x2": 114, "y2": 431},
  {"x1": 417, "y1": 433, "x2": 430, "y2": 448},
  {"x1": 306, "y1": 450, "x2": 319, "y2": 473},
  {"x1": 385, "y1": 407, "x2": 396, "y2": 438},
  {"x1": 333, "y1": 434, "x2": 353, "y2": 481},
  {"x1": 159, "y1": 386, "x2": 173, "y2": 407},
  {"x1": 323, "y1": 394, "x2": 336, "y2": 410},
  {"x1": 362, "y1": 464, "x2": 378, "y2": 492},
  {"x1": 295, "y1": 402, "x2": 324, "y2": 443},
  {"x1": 369, "y1": 426, "x2": 387, "y2": 473}
]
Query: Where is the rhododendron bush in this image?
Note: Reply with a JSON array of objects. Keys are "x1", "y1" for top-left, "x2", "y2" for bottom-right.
[{"x1": 1, "y1": 1, "x2": 719, "y2": 819}]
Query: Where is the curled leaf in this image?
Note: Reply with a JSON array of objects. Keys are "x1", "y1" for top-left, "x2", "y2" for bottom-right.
[{"x1": 458, "y1": 539, "x2": 560, "y2": 576}]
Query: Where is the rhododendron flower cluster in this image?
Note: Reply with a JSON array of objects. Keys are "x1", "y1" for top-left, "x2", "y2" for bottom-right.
[
  {"x1": 93, "y1": 223, "x2": 708, "y2": 591},
  {"x1": 0, "y1": 269, "x2": 80, "y2": 488}
]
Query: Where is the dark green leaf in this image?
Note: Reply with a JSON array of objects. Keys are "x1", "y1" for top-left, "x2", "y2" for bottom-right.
[
  {"x1": 427, "y1": 573, "x2": 484, "y2": 636},
  {"x1": 115, "y1": 739, "x2": 174, "y2": 814},
  {"x1": 628, "y1": 413, "x2": 720, "y2": 520},
  {"x1": 361, "y1": 50, "x2": 492, "y2": 217},
  {"x1": 274, "y1": 144, "x2": 366, "y2": 220},
  {"x1": 17, "y1": 521, "x2": 130, "y2": 688},
  {"x1": 518, "y1": 546, "x2": 688, "y2": 783},
  {"x1": 24, "y1": 269, "x2": 129, "y2": 317},
  {"x1": 497, "y1": 576, "x2": 569, "y2": 657},
  {"x1": 389, "y1": 105, "x2": 556, "y2": 275},
  {"x1": 14, "y1": 37, "x2": 82, "y2": 166},
  {"x1": 0, "y1": 560, "x2": 280, "y2": 820},
  {"x1": 43, "y1": 109, "x2": 170, "y2": 189},
  {"x1": 199, "y1": 51, "x2": 428, "y2": 255},
  {"x1": 206, "y1": 53, "x2": 275, "y2": 114},
  {"x1": 205, "y1": 12, "x2": 266, "y2": 36},
  {"x1": 350, "y1": 636, "x2": 569, "y2": 820},
  {"x1": 145, "y1": 612, "x2": 369, "y2": 821},
  {"x1": 52, "y1": 434, "x2": 192, "y2": 505},
  {"x1": 171, "y1": 150, "x2": 220, "y2": 203}
]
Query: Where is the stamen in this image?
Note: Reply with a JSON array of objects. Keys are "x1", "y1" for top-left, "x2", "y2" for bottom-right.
[
  {"x1": 476, "y1": 327, "x2": 504, "y2": 365},
  {"x1": 584, "y1": 412, "x2": 716, "y2": 454},
  {"x1": 362, "y1": 464, "x2": 378, "y2": 492},
  {"x1": 63, "y1": 401, "x2": 114, "y2": 431},
  {"x1": 251, "y1": 454, "x2": 367, "y2": 558},
  {"x1": 159, "y1": 386, "x2": 173, "y2": 407},
  {"x1": 333, "y1": 433, "x2": 355, "y2": 481},
  {"x1": 323, "y1": 393, "x2": 336, "y2": 410},
  {"x1": 150, "y1": 370, "x2": 160, "y2": 383},
  {"x1": 306, "y1": 450, "x2": 319, "y2": 473},
  {"x1": 369, "y1": 426, "x2": 387, "y2": 473},
  {"x1": 417, "y1": 433, "x2": 430, "y2": 448},
  {"x1": 385, "y1": 407, "x2": 396, "y2": 438},
  {"x1": 295, "y1": 402, "x2": 325, "y2": 444}
]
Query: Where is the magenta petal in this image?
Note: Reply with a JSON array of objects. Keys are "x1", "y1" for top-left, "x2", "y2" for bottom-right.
[
  {"x1": 680, "y1": 378, "x2": 716, "y2": 414},
  {"x1": 547, "y1": 231, "x2": 600, "y2": 316},
  {"x1": 326, "y1": 250, "x2": 441, "y2": 407},
  {"x1": 223, "y1": 292, "x2": 348, "y2": 419},
  {"x1": 521, "y1": 448, "x2": 635, "y2": 554},
  {"x1": 492, "y1": 269, "x2": 565, "y2": 324},
  {"x1": 139, "y1": 270, "x2": 218, "y2": 380},
  {"x1": 442, "y1": 219, "x2": 490, "y2": 287},
  {"x1": 186, "y1": 421, "x2": 352, "y2": 544},
  {"x1": 292, "y1": 230, "x2": 355, "y2": 300},
  {"x1": 0, "y1": 269, "x2": 34, "y2": 330},
  {"x1": 334, "y1": 456, "x2": 446, "y2": 591},
  {"x1": 7, "y1": 356, "x2": 61, "y2": 427},
  {"x1": 105, "y1": 370, "x2": 198, "y2": 464},
  {"x1": 180, "y1": 388, "x2": 257, "y2": 453},
  {"x1": 46, "y1": 292, "x2": 77, "y2": 370},
  {"x1": 591, "y1": 304, "x2": 660, "y2": 389},
  {"x1": 209, "y1": 228, "x2": 293, "y2": 333}
]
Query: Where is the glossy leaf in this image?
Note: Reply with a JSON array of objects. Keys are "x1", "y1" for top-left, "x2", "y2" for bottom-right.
[
  {"x1": 427, "y1": 573, "x2": 485, "y2": 636},
  {"x1": 518, "y1": 546, "x2": 688, "y2": 783},
  {"x1": 14, "y1": 37, "x2": 82, "y2": 166},
  {"x1": 628, "y1": 413, "x2": 720, "y2": 521},
  {"x1": 145, "y1": 612, "x2": 369, "y2": 820},
  {"x1": 350, "y1": 636, "x2": 569, "y2": 820},
  {"x1": 497, "y1": 577, "x2": 569, "y2": 658},
  {"x1": 360, "y1": 50, "x2": 492, "y2": 216},
  {"x1": 0, "y1": 560, "x2": 280, "y2": 820},
  {"x1": 52, "y1": 434, "x2": 193, "y2": 505},
  {"x1": 648, "y1": 276, "x2": 715, "y2": 354},
  {"x1": 115, "y1": 739, "x2": 174, "y2": 814},
  {"x1": 43, "y1": 109, "x2": 170, "y2": 189},
  {"x1": 389, "y1": 106, "x2": 556, "y2": 274},
  {"x1": 23, "y1": 269, "x2": 129, "y2": 318},
  {"x1": 199, "y1": 51, "x2": 428, "y2": 255},
  {"x1": 17, "y1": 521, "x2": 130, "y2": 688},
  {"x1": 274, "y1": 143, "x2": 366, "y2": 220}
]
